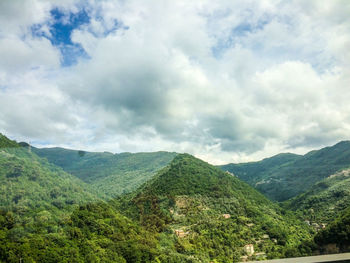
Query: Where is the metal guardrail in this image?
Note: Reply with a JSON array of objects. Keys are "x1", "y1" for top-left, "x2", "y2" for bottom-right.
[{"x1": 243, "y1": 253, "x2": 350, "y2": 263}]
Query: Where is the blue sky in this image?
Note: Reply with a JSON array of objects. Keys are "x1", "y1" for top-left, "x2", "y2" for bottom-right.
[
  {"x1": 31, "y1": 8, "x2": 90, "y2": 66},
  {"x1": 0, "y1": 0, "x2": 349, "y2": 164}
]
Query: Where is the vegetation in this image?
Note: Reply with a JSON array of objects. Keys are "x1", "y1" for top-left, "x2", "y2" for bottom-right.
[
  {"x1": 0, "y1": 133, "x2": 19, "y2": 148},
  {"x1": 0, "y1": 146, "x2": 99, "y2": 229},
  {"x1": 284, "y1": 168, "x2": 350, "y2": 223},
  {"x1": 220, "y1": 141, "x2": 350, "y2": 201},
  {"x1": 0, "y1": 133, "x2": 349, "y2": 262},
  {"x1": 115, "y1": 154, "x2": 314, "y2": 262},
  {"x1": 0, "y1": 202, "x2": 159, "y2": 262},
  {"x1": 33, "y1": 147, "x2": 177, "y2": 198},
  {"x1": 313, "y1": 206, "x2": 350, "y2": 254}
]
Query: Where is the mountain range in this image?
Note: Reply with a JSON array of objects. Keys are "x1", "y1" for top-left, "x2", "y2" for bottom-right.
[
  {"x1": 33, "y1": 147, "x2": 177, "y2": 199},
  {"x1": 220, "y1": 141, "x2": 350, "y2": 201},
  {"x1": 0, "y1": 133, "x2": 349, "y2": 262}
]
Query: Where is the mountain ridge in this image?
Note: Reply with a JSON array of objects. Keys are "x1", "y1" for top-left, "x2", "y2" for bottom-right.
[
  {"x1": 220, "y1": 140, "x2": 350, "y2": 201},
  {"x1": 33, "y1": 146, "x2": 177, "y2": 198}
]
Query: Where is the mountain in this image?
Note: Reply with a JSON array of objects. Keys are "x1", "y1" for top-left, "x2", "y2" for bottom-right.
[
  {"x1": 284, "y1": 167, "x2": 350, "y2": 223},
  {"x1": 0, "y1": 201, "x2": 159, "y2": 263},
  {"x1": 0, "y1": 133, "x2": 19, "y2": 148},
  {"x1": 33, "y1": 147, "x2": 177, "y2": 198},
  {"x1": 0, "y1": 137, "x2": 99, "y2": 229},
  {"x1": 220, "y1": 153, "x2": 300, "y2": 186},
  {"x1": 116, "y1": 154, "x2": 313, "y2": 262},
  {"x1": 0, "y1": 135, "x2": 159, "y2": 262},
  {"x1": 220, "y1": 141, "x2": 350, "y2": 201},
  {"x1": 313, "y1": 206, "x2": 350, "y2": 254}
]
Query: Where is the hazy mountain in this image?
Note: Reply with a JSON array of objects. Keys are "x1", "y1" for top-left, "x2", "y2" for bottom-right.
[
  {"x1": 33, "y1": 147, "x2": 177, "y2": 198},
  {"x1": 220, "y1": 141, "x2": 350, "y2": 201}
]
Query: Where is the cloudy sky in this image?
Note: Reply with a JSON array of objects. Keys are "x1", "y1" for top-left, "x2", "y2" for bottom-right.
[{"x1": 0, "y1": 0, "x2": 349, "y2": 164}]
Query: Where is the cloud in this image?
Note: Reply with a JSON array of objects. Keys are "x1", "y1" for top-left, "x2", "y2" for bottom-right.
[{"x1": 0, "y1": 0, "x2": 350, "y2": 164}]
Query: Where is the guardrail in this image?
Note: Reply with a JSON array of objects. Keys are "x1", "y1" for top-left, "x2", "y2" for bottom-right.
[{"x1": 243, "y1": 253, "x2": 350, "y2": 263}]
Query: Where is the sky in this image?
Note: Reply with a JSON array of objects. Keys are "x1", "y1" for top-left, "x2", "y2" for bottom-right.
[{"x1": 0, "y1": 0, "x2": 350, "y2": 164}]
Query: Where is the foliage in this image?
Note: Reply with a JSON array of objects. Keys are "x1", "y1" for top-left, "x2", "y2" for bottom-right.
[
  {"x1": 33, "y1": 147, "x2": 177, "y2": 198},
  {"x1": 0, "y1": 133, "x2": 19, "y2": 148},
  {"x1": 0, "y1": 146, "x2": 99, "y2": 231},
  {"x1": 0, "y1": 203, "x2": 159, "y2": 262},
  {"x1": 115, "y1": 154, "x2": 314, "y2": 262},
  {"x1": 284, "y1": 168, "x2": 350, "y2": 223},
  {"x1": 1, "y1": 133, "x2": 346, "y2": 262},
  {"x1": 220, "y1": 141, "x2": 350, "y2": 201},
  {"x1": 314, "y1": 206, "x2": 350, "y2": 253}
]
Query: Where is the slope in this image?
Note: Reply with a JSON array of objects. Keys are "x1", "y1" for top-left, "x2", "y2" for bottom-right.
[
  {"x1": 0, "y1": 135, "x2": 159, "y2": 262},
  {"x1": 284, "y1": 168, "x2": 350, "y2": 223},
  {"x1": 0, "y1": 137, "x2": 99, "y2": 229},
  {"x1": 220, "y1": 153, "x2": 300, "y2": 185},
  {"x1": 313, "y1": 206, "x2": 350, "y2": 254},
  {"x1": 0, "y1": 202, "x2": 159, "y2": 263},
  {"x1": 116, "y1": 154, "x2": 313, "y2": 262},
  {"x1": 220, "y1": 141, "x2": 350, "y2": 201},
  {"x1": 33, "y1": 147, "x2": 177, "y2": 198},
  {"x1": 0, "y1": 133, "x2": 20, "y2": 148}
]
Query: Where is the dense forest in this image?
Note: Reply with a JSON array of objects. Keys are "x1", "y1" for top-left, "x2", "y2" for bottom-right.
[
  {"x1": 220, "y1": 141, "x2": 350, "y2": 201},
  {"x1": 0, "y1": 133, "x2": 350, "y2": 262},
  {"x1": 33, "y1": 147, "x2": 177, "y2": 199}
]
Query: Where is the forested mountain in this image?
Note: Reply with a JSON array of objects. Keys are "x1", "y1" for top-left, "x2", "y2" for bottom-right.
[
  {"x1": 313, "y1": 206, "x2": 350, "y2": 254},
  {"x1": 33, "y1": 147, "x2": 177, "y2": 198},
  {"x1": 0, "y1": 134, "x2": 20, "y2": 148},
  {"x1": 0, "y1": 201, "x2": 160, "y2": 262},
  {"x1": 0, "y1": 140, "x2": 99, "y2": 226},
  {"x1": 284, "y1": 168, "x2": 350, "y2": 223},
  {"x1": 220, "y1": 141, "x2": 350, "y2": 201},
  {"x1": 115, "y1": 154, "x2": 314, "y2": 262},
  {"x1": 1, "y1": 133, "x2": 349, "y2": 262},
  {"x1": 0, "y1": 135, "x2": 158, "y2": 262}
]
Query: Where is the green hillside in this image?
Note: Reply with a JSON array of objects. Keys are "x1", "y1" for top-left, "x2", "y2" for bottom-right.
[
  {"x1": 0, "y1": 202, "x2": 159, "y2": 263},
  {"x1": 220, "y1": 141, "x2": 350, "y2": 201},
  {"x1": 220, "y1": 153, "x2": 300, "y2": 186},
  {"x1": 0, "y1": 133, "x2": 19, "y2": 148},
  {"x1": 2, "y1": 134, "x2": 348, "y2": 262},
  {"x1": 0, "y1": 135, "x2": 159, "y2": 263},
  {"x1": 0, "y1": 142, "x2": 99, "y2": 229},
  {"x1": 33, "y1": 147, "x2": 177, "y2": 198},
  {"x1": 116, "y1": 154, "x2": 313, "y2": 262},
  {"x1": 313, "y1": 206, "x2": 350, "y2": 254},
  {"x1": 284, "y1": 168, "x2": 350, "y2": 223}
]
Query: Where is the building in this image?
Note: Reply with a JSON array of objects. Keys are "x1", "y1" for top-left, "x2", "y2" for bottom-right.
[
  {"x1": 222, "y1": 214, "x2": 231, "y2": 219},
  {"x1": 244, "y1": 244, "x2": 254, "y2": 256},
  {"x1": 175, "y1": 229, "x2": 189, "y2": 238}
]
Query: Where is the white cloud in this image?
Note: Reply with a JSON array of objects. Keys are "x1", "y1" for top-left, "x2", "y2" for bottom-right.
[{"x1": 1, "y1": 0, "x2": 350, "y2": 164}]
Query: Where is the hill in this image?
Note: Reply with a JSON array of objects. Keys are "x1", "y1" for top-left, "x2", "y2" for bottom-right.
[
  {"x1": 116, "y1": 154, "x2": 314, "y2": 262},
  {"x1": 0, "y1": 133, "x2": 19, "y2": 148},
  {"x1": 0, "y1": 135, "x2": 159, "y2": 262},
  {"x1": 0, "y1": 201, "x2": 159, "y2": 262},
  {"x1": 220, "y1": 141, "x2": 350, "y2": 201},
  {"x1": 33, "y1": 147, "x2": 177, "y2": 198},
  {"x1": 313, "y1": 206, "x2": 350, "y2": 254},
  {"x1": 284, "y1": 168, "x2": 350, "y2": 224},
  {"x1": 220, "y1": 153, "x2": 300, "y2": 186},
  {"x1": 0, "y1": 137, "x2": 99, "y2": 230}
]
